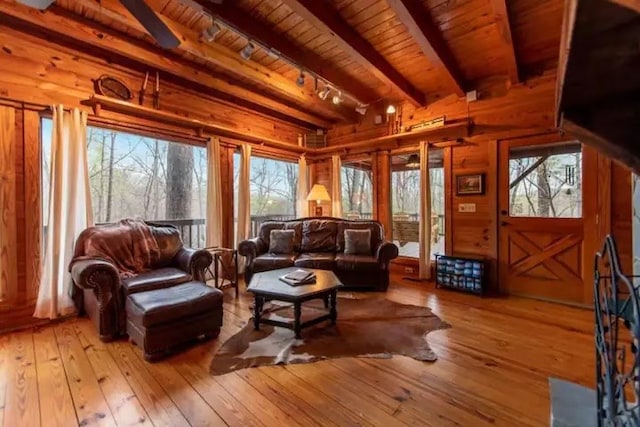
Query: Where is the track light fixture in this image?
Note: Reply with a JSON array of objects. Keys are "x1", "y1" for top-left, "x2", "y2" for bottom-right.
[
  {"x1": 201, "y1": 22, "x2": 221, "y2": 42},
  {"x1": 318, "y1": 86, "x2": 331, "y2": 100},
  {"x1": 355, "y1": 103, "x2": 368, "y2": 115},
  {"x1": 296, "y1": 70, "x2": 305, "y2": 87},
  {"x1": 240, "y1": 41, "x2": 255, "y2": 60},
  {"x1": 332, "y1": 91, "x2": 343, "y2": 105},
  {"x1": 386, "y1": 104, "x2": 396, "y2": 114}
]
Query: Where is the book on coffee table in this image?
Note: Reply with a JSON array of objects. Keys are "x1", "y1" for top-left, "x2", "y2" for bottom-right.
[{"x1": 279, "y1": 269, "x2": 316, "y2": 286}]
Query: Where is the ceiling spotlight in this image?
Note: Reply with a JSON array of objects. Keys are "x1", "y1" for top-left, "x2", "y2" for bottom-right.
[
  {"x1": 332, "y1": 91, "x2": 343, "y2": 105},
  {"x1": 355, "y1": 103, "x2": 368, "y2": 115},
  {"x1": 386, "y1": 104, "x2": 396, "y2": 114},
  {"x1": 201, "y1": 22, "x2": 221, "y2": 42},
  {"x1": 296, "y1": 70, "x2": 305, "y2": 87},
  {"x1": 240, "y1": 41, "x2": 255, "y2": 60},
  {"x1": 318, "y1": 86, "x2": 331, "y2": 100}
]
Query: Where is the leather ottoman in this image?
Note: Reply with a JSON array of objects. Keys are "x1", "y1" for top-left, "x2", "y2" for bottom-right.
[{"x1": 125, "y1": 281, "x2": 223, "y2": 361}]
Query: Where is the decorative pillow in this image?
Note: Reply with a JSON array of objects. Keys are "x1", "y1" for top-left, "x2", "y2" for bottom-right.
[
  {"x1": 344, "y1": 229, "x2": 371, "y2": 255},
  {"x1": 269, "y1": 229, "x2": 295, "y2": 254}
]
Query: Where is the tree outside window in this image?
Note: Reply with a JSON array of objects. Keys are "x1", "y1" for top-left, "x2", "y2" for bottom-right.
[{"x1": 341, "y1": 159, "x2": 373, "y2": 219}]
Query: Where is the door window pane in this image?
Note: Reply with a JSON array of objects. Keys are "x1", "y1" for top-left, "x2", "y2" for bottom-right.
[
  {"x1": 508, "y1": 142, "x2": 582, "y2": 218},
  {"x1": 41, "y1": 120, "x2": 207, "y2": 248},
  {"x1": 341, "y1": 158, "x2": 373, "y2": 220},
  {"x1": 390, "y1": 149, "x2": 444, "y2": 259}
]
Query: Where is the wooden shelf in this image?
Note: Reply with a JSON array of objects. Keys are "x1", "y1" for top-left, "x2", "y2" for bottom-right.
[
  {"x1": 83, "y1": 95, "x2": 307, "y2": 154},
  {"x1": 312, "y1": 121, "x2": 470, "y2": 157}
]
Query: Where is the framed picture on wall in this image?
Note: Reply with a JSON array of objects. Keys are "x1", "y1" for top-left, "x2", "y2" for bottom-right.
[{"x1": 456, "y1": 173, "x2": 485, "y2": 195}]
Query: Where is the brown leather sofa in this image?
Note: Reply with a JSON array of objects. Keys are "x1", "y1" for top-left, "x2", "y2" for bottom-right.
[
  {"x1": 239, "y1": 217, "x2": 398, "y2": 290},
  {"x1": 70, "y1": 221, "x2": 217, "y2": 342}
]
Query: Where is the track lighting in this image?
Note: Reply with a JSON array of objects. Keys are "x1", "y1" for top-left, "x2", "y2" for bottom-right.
[
  {"x1": 296, "y1": 70, "x2": 305, "y2": 87},
  {"x1": 201, "y1": 22, "x2": 221, "y2": 42},
  {"x1": 386, "y1": 104, "x2": 396, "y2": 114},
  {"x1": 318, "y1": 86, "x2": 331, "y2": 100},
  {"x1": 355, "y1": 103, "x2": 368, "y2": 115},
  {"x1": 332, "y1": 91, "x2": 342, "y2": 105},
  {"x1": 240, "y1": 41, "x2": 255, "y2": 60}
]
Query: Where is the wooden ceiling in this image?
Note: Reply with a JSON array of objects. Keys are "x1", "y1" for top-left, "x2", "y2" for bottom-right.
[{"x1": 4, "y1": 0, "x2": 564, "y2": 129}]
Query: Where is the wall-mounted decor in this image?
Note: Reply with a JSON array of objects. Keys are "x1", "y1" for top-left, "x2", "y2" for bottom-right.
[
  {"x1": 456, "y1": 173, "x2": 485, "y2": 195},
  {"x1": 95, "y1": 75, "x2": 132, "y2": 101}
]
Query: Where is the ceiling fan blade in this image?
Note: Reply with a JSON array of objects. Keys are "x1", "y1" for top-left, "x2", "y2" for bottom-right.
[
  {"x1": 15, "y1": 0, "x2": 55, "y2": 9},
  {"x1": 119, "y1": 0, "x2": 181, "y2": 49}
]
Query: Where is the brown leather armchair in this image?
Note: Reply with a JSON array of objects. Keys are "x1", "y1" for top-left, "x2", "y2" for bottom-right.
[{"x1": 70, "y1": 221, "x2": 213, "y2": 341}]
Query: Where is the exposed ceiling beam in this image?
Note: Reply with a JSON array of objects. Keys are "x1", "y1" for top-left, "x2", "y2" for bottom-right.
[
  {"x1": 609, "y1": 0, "x2": 640, "y2": 13},
  {"x1": 0, "y1": 1, "x2": 332, "y2": 129},
  {"x1": 279, "y1": 0, "x2": 425, "y2": 106},
  {"x1": 488, "y1": 0, "x2": 520, "y2": 84},
  {"x1": 72, "y1": 0, "x2": 356, "y2": 123},
  {"x1": 193, "y1": 0, "x2": 376, "y2": 104},
  {"x1": 385, "y1": 0, "x2": 465, "y2": 97}
]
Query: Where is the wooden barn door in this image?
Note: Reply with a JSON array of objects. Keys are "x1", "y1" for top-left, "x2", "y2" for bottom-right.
[{"x1": 498, "y1": 139, "x2": 587, "y2": 304}]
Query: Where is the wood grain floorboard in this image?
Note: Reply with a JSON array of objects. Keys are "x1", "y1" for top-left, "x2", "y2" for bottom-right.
[{"x1": 0, "y1": 278, "x2": 595, "y2": 426}]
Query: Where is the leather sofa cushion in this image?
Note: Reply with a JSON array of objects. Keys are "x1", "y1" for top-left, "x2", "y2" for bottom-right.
[
  {"x1": 335, "y1": 254, "x2": 380, "y2": 272},
  {"x1": 294, "y1": 253, "x2": 336, "y2": 270},
  {"x1": 336, "y1": 221, "x2": 382, "y2": 252},
  {"x1": 253, "y1": 253, "x2": 297, "y2": 272},
  {"x1": 269, "y1": 229, "x2": 295, "y2": 254},
  {"x1": 126, "y1": 281, "x2": 223, "y2": 327},
  {"x1": 121, "y1": 267, "x2": 191, "y2": 295},
  {"x1": 301, "y1": 220, "x2": 338, "y2": 252},
  {"x1": 258, "y1": 221, "x2": 303, "y2": 252}
]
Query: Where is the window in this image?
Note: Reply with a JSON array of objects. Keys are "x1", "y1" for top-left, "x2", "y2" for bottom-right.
[
  {"x1": 341, "y1": 158, "x2": 373, "y2": 220},
  {"x1": 508, "y1": 142, "x2": 582, "y2": 218},
  {"x1": 234, "y1": 153, "x2": 298, "y2": 239},
  {"x1": 390, "y1": 149, "x2": 445, "y2": 259},
  {"x1": 42, "y1": 119, "x2": 207, "y2": 247}
]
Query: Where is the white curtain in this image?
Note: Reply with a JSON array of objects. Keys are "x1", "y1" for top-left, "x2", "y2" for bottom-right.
[
  {"x1": 331, "y1": 154, "x2": 343, "y2": 218},
  {"x1": 418, "y1": 142, "x2": 432, "y2": 280},
  {"x1": 35, "y1": 106, "x2": 93, "y2": 319},
  {"x1": 296, "y1": 155, "x2": 309, "y2": 218},
  {"x1": 206, "y1": 136, "x2": 223, "y2": 247},
  {"x1": 235, "y1": 144, "x2": 251, "y2": 271}
]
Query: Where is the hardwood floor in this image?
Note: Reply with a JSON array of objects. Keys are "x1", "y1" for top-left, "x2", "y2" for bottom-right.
[{"x1": 0, "y1": 278, "x2": 595, "y2": 427}]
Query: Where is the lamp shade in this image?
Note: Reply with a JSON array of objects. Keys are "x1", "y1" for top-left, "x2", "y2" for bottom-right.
[{"x1": 306, "y1": 184, "x2": 331, "y2": 202}]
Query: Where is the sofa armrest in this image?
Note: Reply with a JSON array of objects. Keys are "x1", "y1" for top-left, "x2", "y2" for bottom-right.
[
  {"x1": 238, "y1": 237, "x2": 263, "y2": 263},
  {"x1": 375, "y1": 241, "x2": 399, "y2": 265},
  {"x1": 174, "y1": 248, "x2": 213, "y2": 282},
  {"x1": 70, "y1": 259, "x2": 121, "y2": 340}
]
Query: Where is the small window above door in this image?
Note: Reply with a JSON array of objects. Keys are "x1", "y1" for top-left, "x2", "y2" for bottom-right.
[{"x1": 508, "y1": 142, "x2": 582, "y2": 218}]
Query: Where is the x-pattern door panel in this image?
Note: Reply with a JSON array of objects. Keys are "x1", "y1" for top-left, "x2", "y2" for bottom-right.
[{"x1": 498, "y1": 138, "x2": 587, "y2": 304}]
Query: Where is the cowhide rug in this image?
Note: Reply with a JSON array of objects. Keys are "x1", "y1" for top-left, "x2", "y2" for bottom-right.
[{"x1": 210, "y1": 295, "x2": 450, "y2": 375}]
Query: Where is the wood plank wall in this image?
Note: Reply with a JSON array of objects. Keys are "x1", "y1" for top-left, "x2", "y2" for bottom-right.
[
  {"x1": 0, "y1": 21, "x2": 311, "y2": 332},
  {"x1": 322, "y1": 72, "x2": 634, "y2": 291}
]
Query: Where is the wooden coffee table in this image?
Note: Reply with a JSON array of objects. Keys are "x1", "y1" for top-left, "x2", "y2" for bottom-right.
[{"x1": 247, "y1": 267, "x2": 343, "y2": 338}]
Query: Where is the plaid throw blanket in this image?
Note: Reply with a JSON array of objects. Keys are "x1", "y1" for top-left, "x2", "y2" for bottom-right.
[{"x1": 70, "y1": 219, "x2": 161, "y2": 277}]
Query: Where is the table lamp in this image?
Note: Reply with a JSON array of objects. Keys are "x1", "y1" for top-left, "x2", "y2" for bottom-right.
[{"x1": 306, "y1": 184, "x2": 331, "y2": 216}]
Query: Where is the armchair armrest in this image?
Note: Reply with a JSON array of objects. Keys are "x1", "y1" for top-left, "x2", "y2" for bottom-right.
[
  {"x1": 70, "y1": 259, "x2": 121, "y2": 341},
  {"x1": 174, "y1": 248, "x2": 213, "y2": 282},
  {"x1": 375, "y1": 241, "x2": 399, "y2": 265}
]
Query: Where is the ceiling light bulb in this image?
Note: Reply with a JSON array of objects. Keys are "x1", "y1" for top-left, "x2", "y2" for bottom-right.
[
  {"x1": 240, "y1": 42, "x2": 255, "y2": 60},
  {"x1": 355, "y1": 104, "x2": 368, "y2": 115},
  {"x1": 201, "y1": 23, "x2": 221, "y2": 42},
  {"x1": 318, "y1": 86, "x2": 331, "y2": 100},
  {"x1": 386, "y1": 104, "x2": 396, "y2": 114},
  {"x1": 296, "y1": 71, "x2": 305, "y2": 87},
  {"x1": 332, "y1": 91, "x2": 342, "y2": 105}
]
